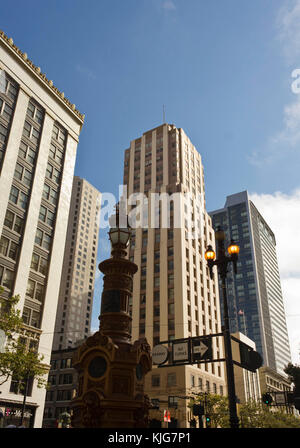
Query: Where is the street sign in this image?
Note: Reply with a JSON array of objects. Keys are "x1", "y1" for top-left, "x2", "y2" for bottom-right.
[
  {"x1": 275, "y1": 393, "x2": 286, "y2": 405},
  {"x1": 192, "y1": 337, "x2": 213, "y2": 362},
  {"x1": 172, "y1": 341, "x2": 190, "y2": 362},
  {"x1": 152, "y1": 344, "x2": 169, "y2": 365}
]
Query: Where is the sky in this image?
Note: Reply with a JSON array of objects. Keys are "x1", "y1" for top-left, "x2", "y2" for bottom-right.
[{"x1": 1, "y1": 0, "x2": 300, "y2": 364}]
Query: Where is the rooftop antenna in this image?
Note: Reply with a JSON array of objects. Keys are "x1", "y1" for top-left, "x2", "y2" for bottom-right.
[{"x1": 163, "y1": 104, "x2": 166, "y2": 124}]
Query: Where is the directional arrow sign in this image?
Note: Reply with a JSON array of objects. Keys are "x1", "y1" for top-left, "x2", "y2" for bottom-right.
[
  {"x1": 192, "y1": 337, "x2": 212, "y2": 362},
  {"x1": 193, "y1": 341, "x2": 208, "y2": 357}
]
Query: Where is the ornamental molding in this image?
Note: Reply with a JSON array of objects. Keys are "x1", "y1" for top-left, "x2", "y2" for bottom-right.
[{"x1": 0, "y1": 30, "x2": 85, "y2": 123}]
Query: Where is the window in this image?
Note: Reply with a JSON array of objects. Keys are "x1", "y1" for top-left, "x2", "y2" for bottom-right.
[
  {"x1": 26, "y1": 279, "x2": 44, "y2": 302},
  {"x1": 168, "y1": 396, "x2": 178, "y2": 408},
  {"x1": 23, "y1": 120, "x2": 40, "y2": 144},
  {"x1": 57, "y1": 390, "x2": 72, "y2": 401},
  {"x1": 22, "y1": 307, "x2": 40, "y2": 328},
  {"x1": 10, "y1": 374, "x2": 33, "y2": 396},
  {"x1": 168, "y1": 319, "x2": 175, "y2": 331},
  {"x1": 154, "y1": 290, "x2": 160, "y2": 302},
  {"x1": 153, "y1": 306, "x2": 160, "y2": 317},
  {"x1": 0, "y1": 98, "x2": 13, "y2": 121},
  {"x1": 27, "y1": 101, "x2": 44, "y2": 124},
  {"x1": 49, "y1": 143, "x2": 64, "y2": 164},
  {"x1": 168, "y1": 246, "x2": 174, "y2": 256},
  {"x1": 59, "y1": 373, "x2": 73, "y2": 385},
  {"x1": 46, "y1": 162, "x2": 60, "y2": 184},
  {"x1": 0, "y1": 236, "x2": 9, "y2": 256},
  {"x1": 168, "y1": 303, "x2": 174, "y2": 315},
  {"x1": 167, "y1": 373, "x2": 176, "y2": 387},
  {"x1": 152, "y1": 375, "x2": 160, "y2": 387},
  {"x1": 168, "y1": 288, "x2": 174, "y2": 299},
  {"x1": 35, "y1": 228, "x2": 52, "y2": 251},
  {"x1": 3, "y1": 210, "x2": 24, "y2": 234},
  {"x1": 43, "y1": 184, "x2": 58, "y2": 205},
  {"x1": 9, "y1": 185, "x2": 28, "y2": 210},
  {"x1": 52, "y1": 124, "x2": 66, "y2": 146},
  {"x1": 39, "y1": 205, "x2": 55, "y2": 227},
  {"x1": 30, "y1": 253, "x2": 48, "y2": 275},
  {"x1": 168, "y1": 273, "x2": 174, "y2": 285},
  {"x1": 19, "y1": 141, "x2": 36, "y2": 164},
  {"x1": 61, "y1": 358, "x2": 72, "y2": 369},
  {"x1": 0, "y1": 236, "x2": 18, "y2": 261},
  {"x1": 0, "y1": 266, "x2": 15, "y2": 291}
]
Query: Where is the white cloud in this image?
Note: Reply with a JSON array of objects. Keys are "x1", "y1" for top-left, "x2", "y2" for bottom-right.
[
  {"x1": 98, "y1": 236, "x2": 111, "y2": 261},
  {"x1": 249, "y1": 189, "x2": 300, "y2": 364},
  {"x1": 162, "y1": 0, "x2": 176, "y2": 11},
  {"x1": 248, "y1": 93, "x2": 300, "y2": 167},
  {"x1": 76, "y1": 64, "x2": 97, "y2": 80},
  {"x1": 248, "y1": 1, "x2": 300, "y2": 166},
  {"x1": 276, "y1": 0, "x2": 300, "y2": 64}
]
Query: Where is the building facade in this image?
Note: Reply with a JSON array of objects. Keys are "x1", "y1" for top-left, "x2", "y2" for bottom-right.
[
  {"x1": 42, "y1": 177, "x2": 100, "y2": 427},
  {"x1": 123, "y1": 123, "x2": 226, "y2": 428},
  {"x1": 0, "y1": 30, "x2": 84, "y2": 427},
  {"x1": 231, "y1": 332, "x2": 261, "y2": 405},
  {"x1": 209, "y1": 191, "x2": 291, "y2": 377},
  {"x1": 42, "y1": 347, "x2": 78, "y2": 427},
  {"x1": 52, "y1": 176, "x2": 101, "y2": 351}
]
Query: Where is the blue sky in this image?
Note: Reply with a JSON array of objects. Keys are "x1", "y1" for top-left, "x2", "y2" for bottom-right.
[{"x1": 1, "y1": 0, "x2": 300, "y2": 362}]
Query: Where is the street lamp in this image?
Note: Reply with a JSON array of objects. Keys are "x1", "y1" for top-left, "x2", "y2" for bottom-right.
[
  {"x1": 71, "y1": 202, "x2": 152, "y2": 428},
  {"x1": 205, "y1": 227, "x2": 240, "y2": 429},
  {"x1": 108, "y1": 202, "x2": 132, "y2": 257}
]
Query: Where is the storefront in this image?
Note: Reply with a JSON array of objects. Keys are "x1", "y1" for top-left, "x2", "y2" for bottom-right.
[{"x1": 0, "y1": 401, "x2": 36, "y2": 428}]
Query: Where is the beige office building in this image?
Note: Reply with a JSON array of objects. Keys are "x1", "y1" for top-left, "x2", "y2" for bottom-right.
[
  {"x1": 0, "y1": 31, "x2": 84, "y2": 427},
  {"x1": 52, "y1": 176, "x2": 101, "y2": 351},
  {"x1": 123, "y1": 123, "x2": 226, "y2": 428}
]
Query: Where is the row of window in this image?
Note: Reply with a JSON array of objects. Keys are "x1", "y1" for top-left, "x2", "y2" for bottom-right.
[
  {"x1": 0, "y1": 73, "x2": 18, "y2": 169},
  {"x1": 48, "y1": 373, "x2": 73, "y2": 386},
  {"x1": 46, "y1": 389, "x2": 73, "y2": 402}
]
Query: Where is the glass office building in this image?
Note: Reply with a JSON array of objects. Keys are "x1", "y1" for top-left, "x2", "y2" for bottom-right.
[{"x1": 210, "y1": 191, "x2": 291, "y2": 376}]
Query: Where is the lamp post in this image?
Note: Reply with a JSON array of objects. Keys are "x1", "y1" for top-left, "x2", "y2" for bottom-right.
[{"x1": 205, "y1": 227, "x2": 240, "y2": 429}]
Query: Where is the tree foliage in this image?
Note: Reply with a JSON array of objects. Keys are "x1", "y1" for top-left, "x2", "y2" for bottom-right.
[
  {"x1": 284, "y1": 363, "x2": 300, "y2": 394},
  {"x1": 190, "y1": 393, "x2": 300, "y2": 428},
  {"x1": 0, "y1": 287, "x2": 48, "y2": 389}
]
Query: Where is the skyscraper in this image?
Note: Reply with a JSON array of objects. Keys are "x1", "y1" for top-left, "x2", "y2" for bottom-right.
[
  {"x1": 52, "y1": 176, "x2": 101, "y2": 350},
  {"x1": 123, "y1": 123, "x2": 226, "y2": 428},
  {"x1": 0, "y1": 31, "x2": 84, "y2": 427},
  {"x1": 209, "y1": 191, "x2": 291, "y2": 377}
]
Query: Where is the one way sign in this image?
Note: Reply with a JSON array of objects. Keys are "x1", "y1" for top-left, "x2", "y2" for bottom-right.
[{"x1": 192, "y1": 337, "x2": 212, "y2": 362}]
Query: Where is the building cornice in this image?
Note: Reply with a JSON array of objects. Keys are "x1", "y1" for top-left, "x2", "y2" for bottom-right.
[{"x1": 0, "y1": 30, "x2": 85, "y2": 125}]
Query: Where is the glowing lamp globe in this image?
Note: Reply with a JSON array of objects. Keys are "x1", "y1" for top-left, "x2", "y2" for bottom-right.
[
  {"x1": 205, "y1": 245, "x2": 216, "y2": 261},
  {"x1": 228, "y1": 241, "x2": 240, "y2": 256}
]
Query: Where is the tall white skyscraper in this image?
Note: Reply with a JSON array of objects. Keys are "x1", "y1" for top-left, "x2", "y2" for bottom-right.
[
  {"x1": 52, "y1": 176, "x2": 101, "y2": 351},
  {"x1": 0, "y1": 30, "x2": 84, "y2": 427}
]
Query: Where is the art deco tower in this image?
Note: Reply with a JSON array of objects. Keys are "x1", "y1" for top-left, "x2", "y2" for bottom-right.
[{"x1": 123, "y1": 123, "x2": 226, "y2": 428}]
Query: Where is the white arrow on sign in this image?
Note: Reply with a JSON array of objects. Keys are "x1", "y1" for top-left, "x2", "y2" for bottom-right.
[{"x1": 193, "y1": 341, "x2": 208, "y2": 358}]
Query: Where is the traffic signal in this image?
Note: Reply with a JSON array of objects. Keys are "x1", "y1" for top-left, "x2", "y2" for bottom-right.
[
  {"x1": 239, "y1": 343, "x2": 263, "y2": 372},
  {"x1": 262, "y1": 393, "x2": 273, "y2": 405},
  {"x1": 205, "y1": 415, "x2": 211, "y2": 428},
  {"x1": 193, "y1": 404, "x2": 204, "y2": 416}
]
